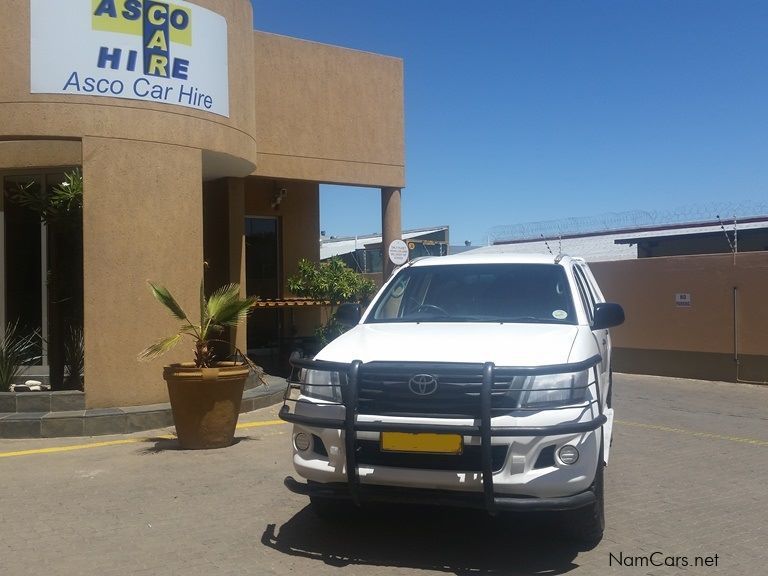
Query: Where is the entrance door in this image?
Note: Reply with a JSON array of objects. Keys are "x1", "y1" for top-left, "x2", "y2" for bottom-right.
[
  {"x1": 2, "y1": 171, "x2": 83, "y2": 388},
  {"x1": 3, "y1": 175, "x2": 46, "y2": 374},
  {"x1": 245, "y1": 217, "x2": 280, "y2": 369}
]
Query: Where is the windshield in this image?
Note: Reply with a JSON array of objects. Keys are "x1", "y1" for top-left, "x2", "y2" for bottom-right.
[{"x1": 367, "y1": 263, "x2": 577, "y2": 324}]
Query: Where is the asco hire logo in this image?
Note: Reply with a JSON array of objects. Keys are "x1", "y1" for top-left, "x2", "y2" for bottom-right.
[{"x1": 58, "y1": 0, "x2": 216, "y2": 111}]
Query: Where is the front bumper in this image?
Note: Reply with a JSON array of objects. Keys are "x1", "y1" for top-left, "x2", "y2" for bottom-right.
[
  {"x1": 283, "y1": 475, "x2": 597, "y2": 512},
  {"x1": 280, "y1": 356, "x2": 606, "y2": 515}
]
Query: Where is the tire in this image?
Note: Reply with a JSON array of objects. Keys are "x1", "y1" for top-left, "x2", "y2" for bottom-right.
[{"x1": 563, "y1": 450, "x2": 605, "y2": 545}]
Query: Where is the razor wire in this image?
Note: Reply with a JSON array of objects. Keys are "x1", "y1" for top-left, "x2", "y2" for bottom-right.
[{"x1": 487, "y1": 201, "x2": 768, "y2": 244}]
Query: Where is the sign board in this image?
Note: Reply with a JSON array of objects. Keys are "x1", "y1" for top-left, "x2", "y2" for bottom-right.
[
  {"x1": 388, "y1": 239, "x2": 409, "y2": 266},
  {"x1": 675, "y1": 293, "x2": 692, "y2": 307},
  {"x1": 30, "y1": 0, "x2": 230, "y2": 117}
]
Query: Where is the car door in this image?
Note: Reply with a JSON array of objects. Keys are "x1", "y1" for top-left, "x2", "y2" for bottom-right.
[{"x1": 572, "y1": 264, "x2": 610, "y2": 405}]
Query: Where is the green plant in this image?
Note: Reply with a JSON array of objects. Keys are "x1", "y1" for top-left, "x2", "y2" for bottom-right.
[
  {"x1": 63, "y1": 325, "x2": 85, "y2": 390},
  {"x1": 138, "y1": 281, "x2": 258, "y2": 368},
  {"x1": 8, "y1": 169, "x2": 83, "y2": 225},
  {"x1": 0, "y1": 321, "x2": 42, "y2": 391},
  {"x1": 287, "y1": 257, "x2": 376, "y2": 344}
]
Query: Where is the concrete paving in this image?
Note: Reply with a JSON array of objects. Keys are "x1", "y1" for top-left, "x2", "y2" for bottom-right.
[{"x1": 2, "y1": 373, "x2": 766, "y2": 575}]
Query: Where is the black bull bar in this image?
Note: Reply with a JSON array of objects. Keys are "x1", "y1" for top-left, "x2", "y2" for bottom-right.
[{"x1": 279, "y1": 355, "x2": 605, "y2": 514}]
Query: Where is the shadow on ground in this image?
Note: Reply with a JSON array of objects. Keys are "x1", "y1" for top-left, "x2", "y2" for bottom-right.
[
  {"x1": 262, "y1": 503, "x2": 591, "y2": 575},
  {"x1": 137, "y1": 436, "x2": 254, "y2": 454}
]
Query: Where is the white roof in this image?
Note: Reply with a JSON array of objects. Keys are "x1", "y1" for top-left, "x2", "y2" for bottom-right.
[
  {"x1": 320, "y1": 227, "x2": 447, "y2": 259},
  {"x1": 470, "y1": 219, "x2": 768, "y2": 262}
]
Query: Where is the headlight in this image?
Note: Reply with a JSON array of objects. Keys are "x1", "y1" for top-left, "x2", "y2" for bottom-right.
[
  {"x1": 300, "y1": 369, "x2": 343, "y2": 402},
  {"x1": 514, "y1": 370, "x2": 590, "y2": 408}
]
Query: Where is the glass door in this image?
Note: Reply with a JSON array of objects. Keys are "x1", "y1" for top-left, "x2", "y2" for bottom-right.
[
  {"x1": 245, "y1": 217, "x2": 281, "y2": 370},
  {"x1": 3, "y1": 175, "x2": 46, "y2": 371},
  {"x1": 2, "y1": 171, "x2": 83, "y2": 389}
]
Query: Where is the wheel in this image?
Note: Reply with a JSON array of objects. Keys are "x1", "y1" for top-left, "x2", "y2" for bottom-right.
[
  {"x1": 309, "y1": 496, "x2": 356, "y2": 521},
  {"x1": 562, "y1": 449, "x2": 605, "y2": 544}
]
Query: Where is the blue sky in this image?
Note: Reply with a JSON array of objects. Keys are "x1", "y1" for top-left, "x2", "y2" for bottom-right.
[{"x1": 251, "y1": 1, "x2": 768, "y2": 246}]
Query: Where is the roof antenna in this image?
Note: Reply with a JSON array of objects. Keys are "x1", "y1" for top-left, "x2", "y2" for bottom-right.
[{"x1": 541, "y1": 234, "x2": 553, "y2": 255}]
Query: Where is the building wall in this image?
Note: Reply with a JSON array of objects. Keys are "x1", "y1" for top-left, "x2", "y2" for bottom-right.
[
  {"x1": 0, "y1": 140, "x2": 82, "y2": 171},
  {"x1": 83, "y1": 138, "x2": 203, "y2": 408},
  {"x1": 252, "y1": 32, "x2": 405, "y2": 188},
  {"x1": 1, "y1": 1, "x2": 406, "y2": 407},
  {"x1": 591, "y1": 252, "x2": 768, "y2": 383},
  {"x1": 0, "y1": 0, "x2": 258, "y2": 176}
]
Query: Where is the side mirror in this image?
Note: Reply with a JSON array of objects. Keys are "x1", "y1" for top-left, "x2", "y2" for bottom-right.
[
  {"x1": 592, "y1": 302, "x2": 625, "y2": 330},
  {"x1": 335, "y1": 303, "x2": 362, "y2": 327}
]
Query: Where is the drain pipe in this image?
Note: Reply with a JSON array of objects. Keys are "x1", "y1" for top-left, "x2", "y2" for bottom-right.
[{"x1": 733, "y1": 285, "x2": 768, "y2": 385}]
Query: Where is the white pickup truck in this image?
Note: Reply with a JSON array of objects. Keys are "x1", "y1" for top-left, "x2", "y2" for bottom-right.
[{"x1": 280, "y1": 253, "x2": 624, "y2": 543}]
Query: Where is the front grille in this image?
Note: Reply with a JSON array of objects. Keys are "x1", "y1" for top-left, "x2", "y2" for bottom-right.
[
  {"x1": 356, "y1": 364, "x2": 520, "y2": 418},
  {"x1": 356, "y1": 440, "x2": 508, "y2": 472}
]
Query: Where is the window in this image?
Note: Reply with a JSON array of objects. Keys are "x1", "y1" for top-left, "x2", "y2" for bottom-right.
[{"x1": 369, "y1": 264, "x2": 577, "y2": 324}]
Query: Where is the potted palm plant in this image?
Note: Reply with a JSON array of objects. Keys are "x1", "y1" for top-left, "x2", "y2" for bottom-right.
[{"x1": 139, "y1": 281, "x2": 258, "y2": 449}]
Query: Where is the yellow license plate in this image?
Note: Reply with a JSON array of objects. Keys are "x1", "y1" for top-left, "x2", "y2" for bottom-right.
[{"x1": 380, "y1": 432, "x2": 463, "y2": 454}]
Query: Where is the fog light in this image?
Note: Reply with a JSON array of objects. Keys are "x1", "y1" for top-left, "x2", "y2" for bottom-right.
[
  {"x1": 294, "y1": 432, "x2": 311, "y2": 452},
  {"x1": 558, "y1": 445, "x2": 579, "y2": 465}
]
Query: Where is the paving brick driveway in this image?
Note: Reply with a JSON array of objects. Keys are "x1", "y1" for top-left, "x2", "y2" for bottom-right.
[{"x1": 2, "y1": 373, "x2": 766, "y2": 575}]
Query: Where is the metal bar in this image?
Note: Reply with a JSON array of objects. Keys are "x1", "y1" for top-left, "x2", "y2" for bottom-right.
[
  {"x1": 344, "y1": 360, "x2": 362, "y2": 505},
  {"x1": 279, "y1": 407, "x2": 606, "y2": 437},
  {"x1": 356, "y1": 421, "x2": 479, "y2": 435},
  {"x1": 486, "y1": 416, "x2": 606, "y2": 436},
  {"x1": 278, "y1": 405, "x2": 344, "y2": 429},
  {"x1": 593, "y1": 366, "x2": 603, "y2": 417},
  {"x1": 290, "y1": 355, "x2": 602, "y2": 378},
  {"x1": 480, "y1": 362, "x2": 496, "y2": 515}
]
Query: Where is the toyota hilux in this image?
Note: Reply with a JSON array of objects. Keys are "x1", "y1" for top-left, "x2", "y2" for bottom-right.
[{"x1": 279, "y1": 253, "x2": 624, "y2": 542}]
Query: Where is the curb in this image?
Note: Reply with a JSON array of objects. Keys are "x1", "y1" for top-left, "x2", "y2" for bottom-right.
[{"x1": 0, "y1": 375, "x2": 287, "y2": 439}]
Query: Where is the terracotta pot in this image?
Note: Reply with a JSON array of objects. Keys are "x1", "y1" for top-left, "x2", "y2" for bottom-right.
[{"x1": 163, "y1": 362, "x2": 249, "y2": 449}]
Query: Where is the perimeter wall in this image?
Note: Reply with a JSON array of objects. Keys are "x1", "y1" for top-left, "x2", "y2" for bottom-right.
[{"x1": 590, "y1": 252, "x2": 768, "y2": 384}]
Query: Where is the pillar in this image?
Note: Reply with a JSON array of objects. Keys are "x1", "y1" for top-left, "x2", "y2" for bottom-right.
[
  {"x1": 226, "y1": 178, "x2": 247, "y2": 355},
  {"x1": 82, "y1": 137, "x2": 203, "y2": 408},
  {"x1": 381, "y1": 187, "x2": 402, "y2": 279}
]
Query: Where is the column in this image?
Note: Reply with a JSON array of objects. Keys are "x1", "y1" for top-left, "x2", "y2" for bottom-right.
[
  {"x1": 82, "y1": 137, "x2": 203, "y2": 408},
  {"x1": 226, "y1": 178, "x2": 247, "y2": 355},
  {"x1": 381, "y1": 187, "x2": 402, "y2": 279}
]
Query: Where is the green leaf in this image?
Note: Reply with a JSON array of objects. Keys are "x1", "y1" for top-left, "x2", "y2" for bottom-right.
[
  {"x1": 148, "y1": 282, "x2": 188, "y2": 321},
  {"x1": 137, "y1": 334, "x2": 182, "y2": 361},
  {"x1": 207, "y1": 284, "x2": 256, "y2": 328}
]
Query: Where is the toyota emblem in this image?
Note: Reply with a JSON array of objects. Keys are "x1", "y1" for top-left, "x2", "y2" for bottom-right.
[{"x1": 408, "y1": 374, "x2": 438, "y2": 396}]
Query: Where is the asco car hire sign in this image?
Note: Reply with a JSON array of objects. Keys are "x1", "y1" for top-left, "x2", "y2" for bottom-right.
[{"x1": 30, "y1": 0, "x2": 230, "y2": 117}]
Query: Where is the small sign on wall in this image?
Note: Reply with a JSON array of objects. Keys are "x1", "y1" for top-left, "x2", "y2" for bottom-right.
[
  {"x1": 388, "y1": 239, "x2": 409, "y2": 266},
  {"x1": 675, "y1": 293, "x2": 692, "y2": 307}
]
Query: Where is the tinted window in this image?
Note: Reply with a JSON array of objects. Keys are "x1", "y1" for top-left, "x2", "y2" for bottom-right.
[{"x1": 368, "y1": 264, "x2": 576, "y2": 324}]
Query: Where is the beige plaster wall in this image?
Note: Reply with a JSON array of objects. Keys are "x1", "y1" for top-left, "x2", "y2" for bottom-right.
[
  {"x1": 590, "y1": 252, "x2": 768, "y2": 356},
  {"x1": 83, "y1": 137, "x2": 203, "y2": 408},
  {"x1": 0, "y1": 0, "x2": 257, "y2": 174},
  {"x1": 252, "y1": 32, "x2": 405, "y2": 188},
  {"x1": 0, "y1": 140, "x2": 81, "y2": 170}
]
